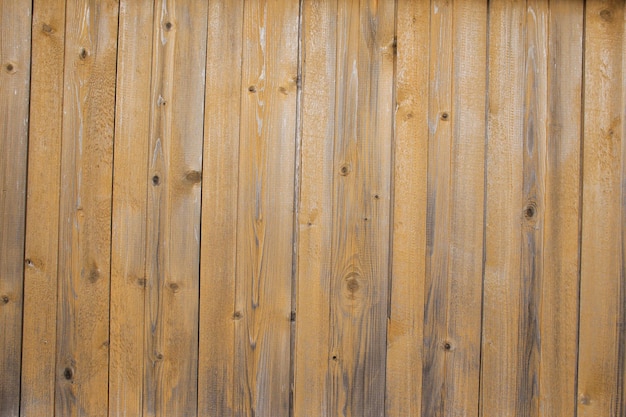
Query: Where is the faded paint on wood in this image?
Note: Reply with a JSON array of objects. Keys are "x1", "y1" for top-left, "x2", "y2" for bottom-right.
[
  {"x1": 0, "y1": 1, "x2": 31, "y2": 415},
  {"x1": 20, "y1": 1, "x2": 64, "y2": 415}
]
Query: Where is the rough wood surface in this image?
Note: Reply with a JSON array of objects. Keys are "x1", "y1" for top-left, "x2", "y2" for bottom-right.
[
  {"x1": 197, "y1": 0, "x2": 244, "y2": 415},
  {"x1": 20, "y1": 1, "x2": 64, "y2": 415},
  {"x1": 55, "y1": 1, "x2": 119, "y2": 416},
  {"x1": 143, "y1": 1, "x2": 207, "y2": 416},
  {"x1": 108, "y1": 1, "x2": 153, "y2": 415},
  {"x1": 233, "y1": 0, "x2": 299, "y2": 415},
  {"x1": 577, "y1": 1, "x2": 626, "y2": 415},
  {"x1": 0, "y1": 1, "x2": 31, "y2": 415}
]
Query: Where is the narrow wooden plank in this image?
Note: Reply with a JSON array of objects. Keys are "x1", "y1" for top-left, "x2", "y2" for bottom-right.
[
  {"x1": 577, "y1": 1, "x2": 625, "y2": 415},
  {"x1": 143, "y1": 1, "x2": 207, "y2": 416},
  {"x1": 108, "y1": 1, "x2": 154, "y2": 415},
  {"x1": 480, "y1": 0, "x2": 527, "y2": 414},
  {"x1": 385, "y1": 0, "x2": 430, "y2": 415},
  {"x1": 421, "y1": 0, "x2": 487, "y2": 415},
  {"x1": 293, "y1": 0, "x2": 337, "y2": 414},
  {"x1": 0, "y1": 0, "x2": 32, "y2": 415},
  {"x1": 539, "y1": 0, "x2": 583, "y2": 415},
  {"x1": 55, "y1": 1, "x2": 119, "y2": 416},
  {"x1": 20, "y1": 1, "x2": 64, "y2": 415},
  {"x1": 233, "y1": 1, "x2": 299, "y2": 415},
  {"x1": 327, "y1": 0, "x2": 395, "y2": 415},
  {"x1": 197, "y1": 0, "x2": 244, "y2": 415}
]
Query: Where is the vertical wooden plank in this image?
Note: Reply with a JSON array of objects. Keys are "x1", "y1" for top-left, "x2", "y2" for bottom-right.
[
  {"x1": 143, "y1": 1, "x2": 207, "y2": 416},
  {"x1": 480, "y1": 0, "x2": 527, "y2": 414},
  {"x1": 197, "y1": 0, "x2": 244, "y2": 415},
  {"x1": 108, "y1": 1, "x2": 153, "y2": 416},
  {"x1": 385, "y1": 0, "x2": 429, "y2": 415},
  {"x1": 539, "y1": 0, "x2": 583, "y2": 415},
  {"x1": 421, "y1": 0, "x2": 487, "y2": 415},
  {"x1": 293, "y1": 0, "x2": 337, "y2": 414},
  {"x1": 0, "y1": 0, "x2": 31, "y2": 415},
  {"x1": 577, "y1": 1, "x2": 625, "y2": 415},
  {"x1": 20, "y1": 1, "x2": 64, "y2": 415},
  {"x1": 233, "y1": 0, "x2": 299, "y2": 415},
  {"x1": 326, "y1": 0, "x2": 395, "y2": 415},
  {"x1": 55, "y1": 1, "x2": 119, "y2": 416}
]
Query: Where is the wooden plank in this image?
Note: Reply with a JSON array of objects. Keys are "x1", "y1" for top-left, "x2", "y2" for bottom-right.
[
  {"x1": 421, "y1": 0, "x2": 487, "y2": 415},
  {"x1": 232, "y1": 0, "x2": 299, "y2": 415},
  {"x1": 577, "y1": 1, "x2": 625, "y2": 415},
  {"x1": 539, "y1": 0, "x2": 583, "y2": 415},
  {"x1": 480, "y1": 0, "x2": 527, "y2": 414},
  {"x1": 20, "y1": 1, "x2": 64, "y2": 415},
  {"x1": 143, "y1": 1, "x2": 207, "y2": 416},
  {"x1": 293, "y1": 0, "x2": 337, "y2": 414},
  {"x1": 55, "y1": 1, "x2": 119, "y2": 416},
  {"x1": 326, "y1": 0, "x2": 395, "y2": 415},
  {"x1": 197, "y1": 0, "x2": 244, "y2": 415},
  {"x1": 108, "y1": 1, "x2": 154, "y2": 416},
  {"x1": 0, "y1": 0, "x2": 31, "y2": 415},
  {"x1": 385, "y1": 0, "x2": 430, "y2": 415}
]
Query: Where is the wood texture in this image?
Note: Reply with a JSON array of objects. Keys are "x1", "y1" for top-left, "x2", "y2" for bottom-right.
[
  {"x1": 55, "y1": 1, "x2": 118, "y2": 416},
  {"x1": 421, "y1": 0, "x2": 487, "y2": 415},
  {"x1": 385, "y1": 0, "x2": 430, "y2": 415},
  {"x1": 0, "y1": 1, "x2": 31, "y2": 415},
  {"x1": 108, "y1": 1, "x2": 154, "y2": 415},
  {"x1": 198, "y1": 0, "x2": 244, "y2": 415},
  {"x1": 233, "y1": 0, "x2": 299, "y2": 415},
  {"x1": 20, "y1": 1, "x2": 65, "y2": 415},
  {"x1": 143, "y1": 1, "x2": 207, "y2": 416},
  {"x1": 577, "y1": 1, "x2": 626, "y2": 415}
]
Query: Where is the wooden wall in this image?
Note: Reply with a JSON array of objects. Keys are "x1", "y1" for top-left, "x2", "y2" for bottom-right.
[{"x1": 1, "y1": 0, "x2": 625, "y2": 416}]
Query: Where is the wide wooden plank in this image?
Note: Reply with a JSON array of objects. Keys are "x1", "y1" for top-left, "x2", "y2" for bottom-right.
[
  {"x1": 143, "y1": 1, "x2": 207, "y2": 416},
  {"x1": 480, "y1": 0, "x2": 527, "y2": 414},
  {"x1": 385, "y1": 0, "x2": 430, "y2": 415},
  {"x1": 326, "y1": 0, "x2": 395, "y2": 415},
  {"x1": 20, "y1": 1, "x2": 65, "y2": 415},
  {"x1": 0, "y1": 0, "x2": 31, "y2": 415},
  {"x1": 55, "y1": 1, "x2": 119, "y2": 416},
  {"x1": 539, "y1": 0, "x2": 583, "y2": 415},
  {"x1": 233, "y1": 0, "x2": 299, "y2": 415},
  {"x1": 108, "y1": 1, "x2": 154, "y2": 416},
  {"x1": 577, "y1": 1, "x2": 625, "y2": 415},
  {"x1": 421, "y1": 0, "x2": 487, "y2": 415},
  {"x1": 197, "y1": 0, "x2": 244, "y2": 415},
  {"x1": 293, "y1": 0, "x2": 337, "y2": 414}
]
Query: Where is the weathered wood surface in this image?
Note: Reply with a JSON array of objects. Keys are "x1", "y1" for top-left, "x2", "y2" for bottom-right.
[{"x1": 2, "y1": 0, "x2": 626, "y2": 416}]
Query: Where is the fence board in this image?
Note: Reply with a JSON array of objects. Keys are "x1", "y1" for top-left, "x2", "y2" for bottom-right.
[
  {"x1": 197, "y1": 0, "x2": 244, "y2": 416},
  {"x1": 233, "y1": 0, "x2": 299, "y2": 415},
  {"x1": 55, "y1": 1, "x2": 118, "y2": 416},
  {"x1": 0, "y1": 1, "x2": 31, "y2": 415},
  {"x1": 578, "y1": 1, "x2": 626, "y2": 415},
  {"x1": 20, "y1": 1, "x2": 64, "y2": 415},
  {"x1": 108, "y1": 1, "x2": 154, "y2": 415}
]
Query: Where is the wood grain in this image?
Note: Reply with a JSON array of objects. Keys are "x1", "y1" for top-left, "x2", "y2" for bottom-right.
[
  {"x1": 20, "y1": 1, "x2": 65, "y2": 415},
  {"x1": 327, "y1": 0, "x2": 395, "y2": 415},
  {"x1": 539, "y1": 0, "x2": 583, "y2": 415},
  {"x1": 293, "y1": 0, "x2": 337, "y2": 414},
  {"x1": 108, "y1": 1, "x2": 154, "y2": 415},
  {"x1": 143, "y1": 1, "x2": 207, "y2": 416},
  {"x1": 385, "y1": 0, "x2": 430, "y2": 415},
  {"x1": 577, "y1": 1, "x2": 625, "y2": 415},
  {"x1": 197, "y1": 0, "x2": 244, "y2": 415},
  {"x1": 55, "y1": 1, "x2": 119, "y2": 416},
  {"x1": 481, "y1": 0, "x2": 527, "y2": 414},
  {"x1": 233, "y1": 0, "x2": 299, "y2": 415},
  {"x1": 0, "y1": 0, "x2": 31, "y2": 415}
]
